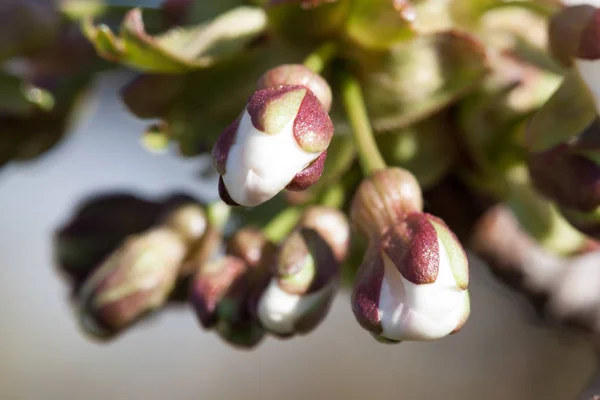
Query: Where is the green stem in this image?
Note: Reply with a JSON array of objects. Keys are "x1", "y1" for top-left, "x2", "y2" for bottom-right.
[
  {"x1": 341, "y1": 70, "x2": 386, "y2": 176},
  {"x1": 318, "y1": 183, "x2": 346, "y2": 209},
  {"x1": 263, "y1": 207, "x2": 303, "y2": 243},
  {"x1": 303, "y1": 42, "x2": 338, "y2": 74},
  {"x1": 207, "y1": 201, "x2": 231, "y2": 230}
]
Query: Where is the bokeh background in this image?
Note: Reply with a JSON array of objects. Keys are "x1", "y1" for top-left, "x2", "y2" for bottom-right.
[{"x1": 0, "y1": 64, "x2": 598, "y2": 399}]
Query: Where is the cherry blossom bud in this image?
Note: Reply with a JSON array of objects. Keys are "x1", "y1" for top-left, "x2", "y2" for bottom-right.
[
  {"x1": 212, "y1": 84, "x2": 334, "y2": 207},
  {"x1": 351, "y1": 213, "x2": 470, "y2": 342},
  {"x1": 257, "y1": 64, "x2": 332, "y2": 111},
  {"x1": 257, "y1": 228, "x2": 339, "y2": 337},
  {"x1": 189, "y1": 255, "x2": 265, "y2": 348},
  {"x1": 162, "y1": 204, "x2": 207, "y2": 245},
  {"x1": 528, "y1": 119, "x2": 600, "y2": 212},
  {"x1": 189, "y1": 229, "x2": 275, "y2": 348},
  {"x1": 78, "y1": 228, "x2": 187, "y2": 338},
  {"x1": 297, "y1": 206, "x2": 351, "y2": 262},
  {"x1": 549, "y1": 4, "x2": 600, "y2": 113},
  {"x1": 256, "y1": 208, "x2": 348, "y2": 337}
]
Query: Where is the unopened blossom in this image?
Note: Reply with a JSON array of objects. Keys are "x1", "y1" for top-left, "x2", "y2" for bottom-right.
[
  {"x1": 257, "y1": 207, "x2": 349, "y2": 337},
  {"x1": 549, "y1": 4, "x2": 600, "y2": 113},
  {"x1": 78, "y1": 228, "x2": 188, "y2": 338},
  {"x1": 212, "y1": 70, "x2": 334, "y2": 207},
  {"x1": 189, "y1": 229, "x2": 274, "y2": 348},
  {"x1": 350, "y1": 168, "x2": 470, "y2": 342},
  {"x1": 528, "y1": 121, "x2": 600, "y2": 212}
]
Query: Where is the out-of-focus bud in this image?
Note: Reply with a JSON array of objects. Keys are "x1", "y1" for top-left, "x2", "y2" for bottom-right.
[
  {"x1": 163, "y1": 204, "x2": 207, "y2": 244},
  {"x1": 212, "y1": 84, "x2": 334, "y2": 207},
  {"x1": 78, "y1": 228, "x2": 187, "y2": 339},
  {"x1": 351, "y1": 212, "x2": 470, "y2": 342},
  {"x1": 257, "y1": 64, "x2": 332, "y2": 111},
  {"x1": 189, "y1": 228, "x2": 274, "y2": 348},
  {"x1": 529, "y1": 143, "x2": 600, "y2": 212},
  {"x1": 54, "y1": 194, "x2": 163, "y2": 289},
  {"x1": 350, "y1": 168, "x2": 423, "y2": 239},
  {"x1": 0, "y1": 0, "x2": 59, "y2": 60},
  {"x1": 298, "y1": 206, "x2": 350, "y2": 261},
  {"x1": 226, "y1": 227, "x2": 272, "y2": 268},
  {"x1": 549, "y1": 4, "x2": 600, "y2": 113},
  {"x1": 256, "y1": 207, "x2": 348, "y2": 337},
  {"x1": 175, "y1": 201, "x2": 229, "y2": 277},
  {"x1": 189, "y1": 255, "x2": 265, "y2": 348}
]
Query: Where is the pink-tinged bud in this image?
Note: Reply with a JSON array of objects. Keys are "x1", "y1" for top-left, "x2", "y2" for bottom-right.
[
  {"x1": 351, "y1": 213, "x2": 470, "y2": 342},
  {"x1": 189, "y1": 256, "x2": 248, "y2": 328},
  {"x1": 189, "y1": 255, "x2": 266, "y2": 348},
  {"x1": 212, "y1": 85, "x2": 334, "y2": 207},
  {"x1": 226, "y1": 228, "x2": 273, "y2": 268},
  {"x1": 257, "y1": 225, "x2": 341, "y2": 337},
  {"x1": 351, "y1": 168, "x2": 423, "y2": 239},
  {"x1": 550, "y1": 5, "x2": 600, "y2": 114},
  {"x1": 257, "y1": 64, "x2": 333, "y2": 111},
  {"x1": 549, "y1": 5, "x2": 598, "y2": 67},
  {"x1": 78, "y1": 229, "x2": 187, "y2": 338},
  {"x1": 297, "y1": 206, "x2": 350, "y2": 262},
  {"x1": 529, "y1": 142, "x2": 600, "y2": 212},
  {"x1": 162, "y1": 204, "x2": 207, "y2": 244}
]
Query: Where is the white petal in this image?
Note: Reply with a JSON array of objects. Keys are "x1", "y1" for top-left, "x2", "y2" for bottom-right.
[
  {"x1": 257, "y1": 279, "x2": 331, "y2": 335},
  {"x1": 223, "y1": 110, "x2": 320, "y2": 206},
  {"x1": 576, "y1": 59, "x2": 600, "y2": 114},
  {"x1": 378, "y1": 235, "x2": 469, "y2": 341}
]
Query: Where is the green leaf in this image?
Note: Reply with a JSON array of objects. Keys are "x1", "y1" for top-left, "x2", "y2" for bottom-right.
[
  {"x1": 123, "y1": 43, "x2": 303, "y2": 156},
  {"x1": 266, "y1": 0, "x2": 351, "y2": 47},
  {"x1": 344, "y1": 0, "x2": 415, "y2": 50},
  {"x1": 450, "y1": 0, "x2": 560, "y2": 28},
  {"x1": 356, "y1": 31, "x2": 489, "y2": 132},
  {"x1": 83, "y1": 6, "x2": 268, "y2": 73},
  {"x1": 525, "y1": 68, "x2": 597, "y2": 152}
]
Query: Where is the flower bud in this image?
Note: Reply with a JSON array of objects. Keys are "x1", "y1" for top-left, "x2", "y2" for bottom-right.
[
  {"x1": 257, "y1": 226, "x2": 340, "y2": 337},
  {"x1": 297, "y1": 206, "x2": 350, "y2": 262},
  {"x1": 550, "y1": 4, "x2": 600, "y2": 113},
  {"x1": 226, "y1": 227, "x2": 272, "y2": 268},
  {"x1": 351, "y1": 213, "x2": 470, "y2": 342},
  {"x1": 350, "y1": 168, "x2": 423, "y2": 239},
  {"x1": 162, "y1": 203, "x2": 207, "y2": 244},
  {"x1": 529, "y1": 142, "x2": 600, "y2": 212},
  {"x1": 78, "y1": 228, "x2": 187, "y2": 338},
  {"x1": 189, "y1": 255, "x2": 265, "y2": 348},
  {"x1": 257, "y1": 64, "x2": 332, "y2": 111},
  {"x1": 212, "y1": 85, "x2": 334, "y2": 206}
]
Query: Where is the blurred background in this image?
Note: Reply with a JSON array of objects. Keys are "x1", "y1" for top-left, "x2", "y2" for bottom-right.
[{"x1": 0, "y1": 70, "x2": 598, "y2": 400}]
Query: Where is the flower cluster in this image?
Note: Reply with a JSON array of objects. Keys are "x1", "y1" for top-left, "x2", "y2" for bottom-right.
[
  {"x1": 190, "y1": 206, "x2": 349, "y2": 347},
  {"x1": 35, "y1": 0, "x2": 600, "y2": 357}
]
